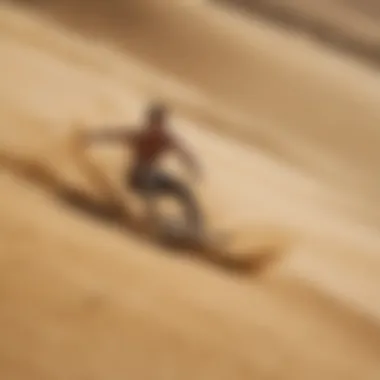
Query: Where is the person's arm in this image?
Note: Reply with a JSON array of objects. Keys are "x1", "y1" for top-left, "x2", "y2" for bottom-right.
[{"x1": 82, "y1": 127, "x2": 136, "y2": 146}]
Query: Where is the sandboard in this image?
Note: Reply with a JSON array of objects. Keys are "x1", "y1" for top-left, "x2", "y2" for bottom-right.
[{"x1": 159, "y1": 219, "x2": 279, "y2": 273}]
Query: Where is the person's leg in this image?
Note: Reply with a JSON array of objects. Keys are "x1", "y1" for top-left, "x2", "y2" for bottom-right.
[
  {"x1": 127, "y1": 166, "x2": 204, "y2": 234},
  {"x1": 153, "y1": 170, "x2": 204, "y2": 234},
  {"x1": 126, "y1": 165, "x2": 160, "y2": 226}
]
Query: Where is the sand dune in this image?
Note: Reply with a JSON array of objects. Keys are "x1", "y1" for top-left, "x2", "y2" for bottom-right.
[
  {"x1": 12, "y1": 0, "x2": 380, "y2": 225},
  {"x1": 215, "y1": 0, "x2": 380, "y2": 67},
  {"x1": 0, "y1": 2, "x2": 380, "y2": 379}
]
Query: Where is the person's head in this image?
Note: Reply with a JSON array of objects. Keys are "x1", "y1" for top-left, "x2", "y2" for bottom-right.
[{"x1": 145, "y1": 102, "x2": 168, "y2": 129}]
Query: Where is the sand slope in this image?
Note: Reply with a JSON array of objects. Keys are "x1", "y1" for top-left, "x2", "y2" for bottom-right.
[{"x1": 0, "y1": 2, "x2": 380, "y2": 379}]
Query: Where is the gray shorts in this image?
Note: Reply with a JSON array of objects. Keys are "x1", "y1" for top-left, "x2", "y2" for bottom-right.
[{"x1": 127, "y1": 164, "x2": 183, "y2": 197}]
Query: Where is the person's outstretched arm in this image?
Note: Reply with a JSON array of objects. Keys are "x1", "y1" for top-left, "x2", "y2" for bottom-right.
[{"x1": 82, "y1": 127, "x2": 137, "y2": 146}]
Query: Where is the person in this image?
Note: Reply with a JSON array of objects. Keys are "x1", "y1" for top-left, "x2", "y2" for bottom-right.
[{"x1": 80, "y1": 102, "x2": 204, "y2": 236}]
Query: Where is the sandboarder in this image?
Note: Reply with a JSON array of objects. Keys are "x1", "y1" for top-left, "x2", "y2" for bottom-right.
[{"x1": 79, "y1": 102, "x2": 205, "y2": 237}]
